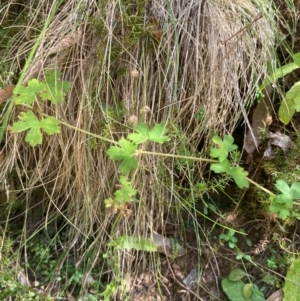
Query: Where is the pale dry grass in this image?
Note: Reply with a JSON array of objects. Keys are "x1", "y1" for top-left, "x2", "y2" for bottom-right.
[{"x1": 0, "y1": 0, "x2": 295, "y2": 298}]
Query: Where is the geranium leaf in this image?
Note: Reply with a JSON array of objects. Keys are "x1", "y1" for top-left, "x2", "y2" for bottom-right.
[
  {"x1": 12, "y1": 111, "x2": 60, "y2": 147},
  {"x1": 148, "y1": 123, "x2": 170, "y2": 143},
  {"x1": 106, "y1": 138, "x2": 138, "y2": 174},
  {"x1": 12, "y1": 111, "x2": 39, "y2": 132},
  {"x1": 39, "y1": 117, "x2": 60, "y2": 135},
  {"x1": 25, "y1": 125, "x2": 43, "y2": 147},
  {"x1": 14, "y1": 79, "x2": 45, "y2": 105},
  {"x1": 39, "y1": 69, "x2": 71, "y2": 104},
  {"x1": 291, "y1": 182, "x2": 300, "y2": 199},
  {"x1": 230, "y1": 166, "x2": 249, "y2": 188},
  {"x1": 210, "y1": 135, "x2": 237, "y2": 161},
  {"x1": 128, "y1": 123, "x2": 149, "y2": 144},
  {"x1": 275, "y1": 179, "x2": 292, "y2": 197},
  {"x1": 210, "y1": 159, "x2": 230, "y2": 173}
]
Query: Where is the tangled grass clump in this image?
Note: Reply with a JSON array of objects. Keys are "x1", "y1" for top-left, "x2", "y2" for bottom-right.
[{"x1": 0, "y1": 0, "x2": 296, "y2": 299}]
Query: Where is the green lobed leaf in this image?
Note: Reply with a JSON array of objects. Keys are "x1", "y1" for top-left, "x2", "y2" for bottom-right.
[
  {"x1": 106, "y1": 138, "x2": 138, "y2": 173},
  {"x1": 210, "y1": 147, "x2": 228, "y2": 162},
  {"x1": 134, "y1": 123, "x2": 149, "y2": 137},
  {"x1": 229, "y1": 166, "x2": 249, "y2": 189},
  {"x1": 274, "y1": 194, "x2": 293, "y2": 207},
  {"x1": 25, "y1": 125, "x2": 43, "y2": 147},
  {"x1": 275, "y1": 179, "x2": 292, "y2": 197},
  {"x1": 11, "y1": 111, "x2": 60, "y2": 147},
  {"x1": 11, "y1": 111, "x2": 39, "y2": 132},
  {"x1": 106, "y1": 138, "x2": 137, "y2": 160},
  {"x1": 269, "y1": 194, "x2": 293, "y2": 220},
  {"x1": 114, "y1": 176, "x2": 137, "y2": 202},
  {"x1": 39, "y1": 117, "x2": 60, "y2": 135},
  {"x1": 148, "y1": 123, "x2": 170, "y2": 143},
  {"x1": 210, "y1": 135, "x2": 237, "y2": 161},
  {"x1": 39, "y1": 69, "x2": 71, "y2": 104},
  {"x1": 279, "y1": 208, "x2": 290, "y2": 220},
  {"x1": 119, "y1": 157, "x2": 138, "y2": 174},
  {"x1": 128, "y1": 123, "x2": 170, "y2": 145},
  {"x1": 291, "y1": 182, "x2": 300, "y2": 199},
  {"x1": 210, "y1": 160, "x2": 230, "y2": 173},
  {"x1": 223, "y1": 135, "x2": 238, "y2": 152},
  {"x1": 127, "y1": 123, "x2": 149, "y2": 144},
  {"x1": 14, "y1": 79, "x2": 45, "y2": 105}
]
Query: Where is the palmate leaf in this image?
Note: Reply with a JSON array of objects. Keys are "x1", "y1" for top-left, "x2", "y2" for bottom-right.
[
  {"x1": 148, "y1": 123, "x2": 170, "y2": 143},
  {"x1": 39, "y1": 69, "x2": 71, "y2": 104},
  {"x1": 25, "y1": 125, "x2": 42, "y2": 146},
  {"x1": 275, "y1": 179, "x2": 292, "y2": 197},
  {"x1": 39, "y1": 117, "x2": 60, "y2": 135},
  {"x1": 269, "y1": 194, "x2": 293, "y2": 220},
  {"x1": 291, "y1": 182, "x2": 300, "y2": 199},
  {"x1": 274, "y1": 179, "x2": 300, "y2": 200},
  {"x1": 106, "y1": 138, "x2": 138, "y2": 174},
  {"x1": 127, "y1": 123, "x2": 149, "y2": 144},
  {"x1": 114, "y1": 176, "x2": 137, "y2": 202},
  {"x1": 11, "y1": 111, "x2": 60, "y2": 147},
  {"x1": 14, "y1": 79, "x2": 45, "y2": 105},
  {"x1": 210, "y1": 135, "x2": 237, "y2": 161},
  {"x1": 229, "y1": 166, "x2": 249, "y2": 189},
  {"x1": 210, "y1": 159, "x2": 230, "y2": 173},
  {"x1": 128, "y1": 123, "x2": 170, "y2": 144},
  {"x1": 12, "y1": 111, "x2": 39, "y2": 132},
  {"x1": 210, "y1": 159, "x2": 249, "y2": 189}
]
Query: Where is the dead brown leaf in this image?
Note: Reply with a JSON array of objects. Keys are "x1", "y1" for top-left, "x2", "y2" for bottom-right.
[
  {"x1": 267, "y1": 289, "x2": 282, "y2": 301},
  {"x1": 0, "y1": 85, "x2": 15, "y2": 104}
]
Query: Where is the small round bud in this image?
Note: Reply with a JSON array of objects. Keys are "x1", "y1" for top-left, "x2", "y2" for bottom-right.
[
  {"x1": 128, "y1": 115, "x2": 138, "y2": 126},
  {"x1": 130, "y1": 69, "x2": 139, "y2": 79},
  {"x1": 140, "y1": 106, "x2": 151, "y2": 114}
]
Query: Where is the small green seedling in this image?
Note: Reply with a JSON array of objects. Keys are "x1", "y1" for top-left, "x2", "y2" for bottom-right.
[
  {"x1": 219, "y1": 229, "x2": 238, "y2": 249},
  {"x1": 210, "y1": 135, "x2": 249, "y2": 189},
  {"x1": 269, "y1": 179, "x2": 300, "y2": 220}
]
